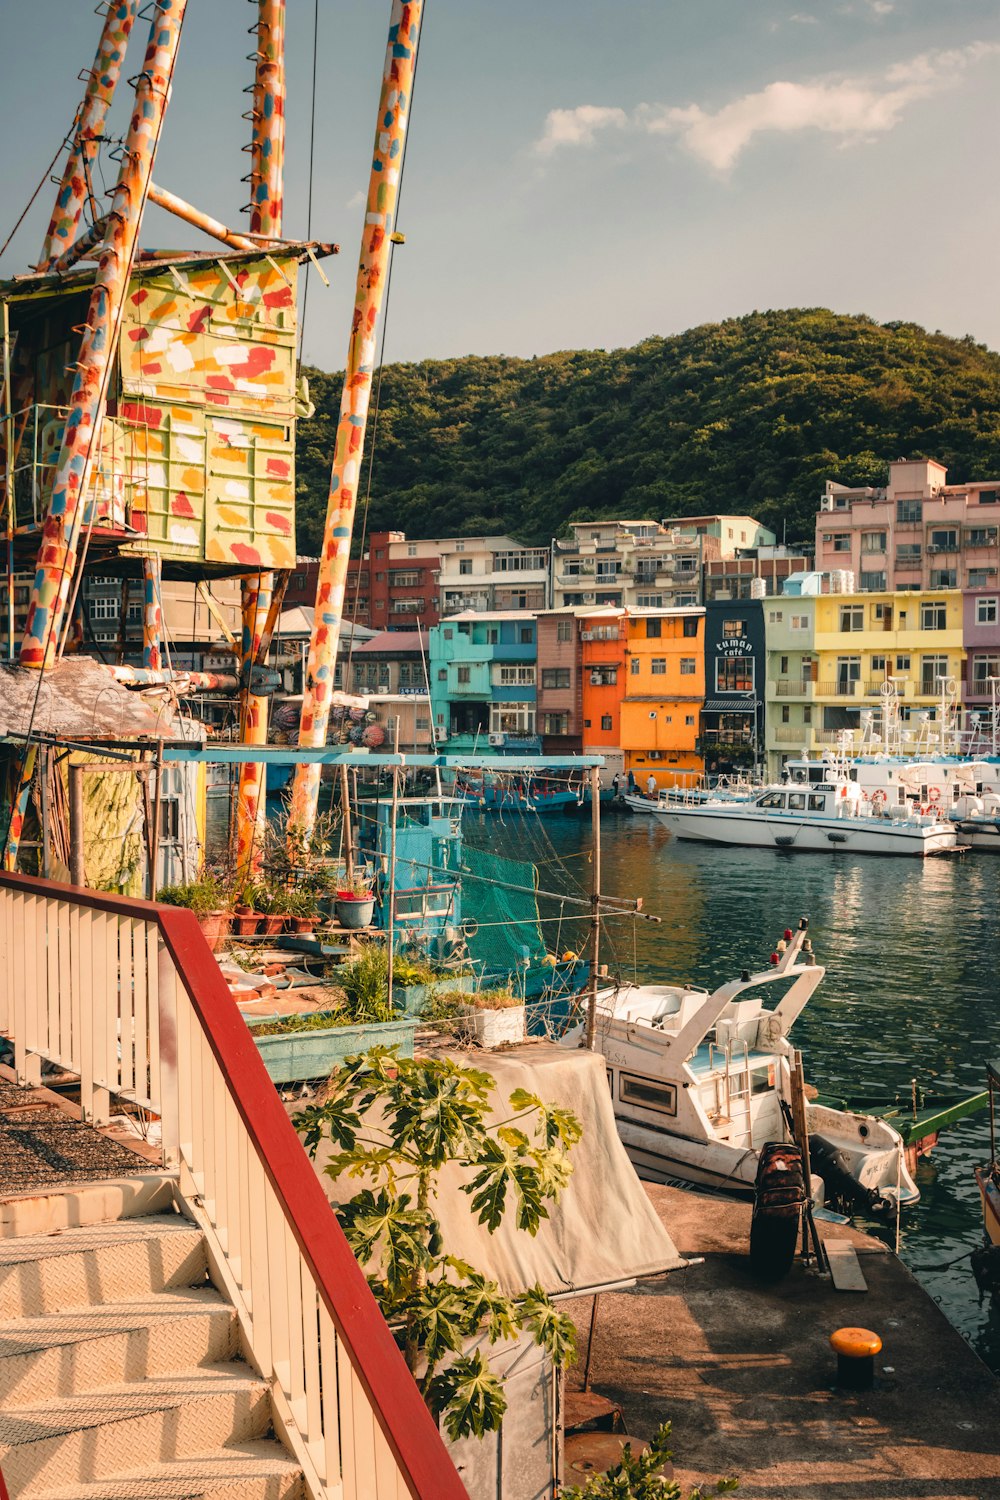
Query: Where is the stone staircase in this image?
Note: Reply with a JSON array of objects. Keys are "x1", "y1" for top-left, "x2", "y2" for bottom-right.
[{"x1": 0, "y1": 1177, "x2": 303, "y2": 1499}]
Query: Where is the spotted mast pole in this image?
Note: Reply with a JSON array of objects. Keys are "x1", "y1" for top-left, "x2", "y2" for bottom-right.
[
  {"x1": 234, "y1": 0, "x2": 286, "y2": 886},
  {"x1": 19, "y1": 0, "x2": 188, "y2": 672},
  {"x1": 142, "y1": 556, "x2": 163, "y2": 670},
  {"x1": 288, "y1": 0, "x2": 423, "y2": 841},
  {"x1": 38, "y1": 1, "x2": 141, "y2": 270}
]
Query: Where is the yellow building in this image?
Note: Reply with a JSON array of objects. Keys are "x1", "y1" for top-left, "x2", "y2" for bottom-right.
[
  {"x1": 810, "y1": 588, "x2": 965, "y2": 752},
  {"x1": 620, "y1": 609, "x2": 705, "y2": 789}
]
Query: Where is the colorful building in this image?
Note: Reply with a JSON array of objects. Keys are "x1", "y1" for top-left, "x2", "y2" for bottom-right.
[
  {"x1": 816, "y1": 458, "x2": 1000, "y2": 593},
  {"x1": 345, "y1": 530, "x2": 443, "y2": 633},
  {"x1": 962, "y1": 588, "x2": 1000, "y2": 727},
  {"x1": 437, "y1": 536, "x2": 549, "y2": 615},
  {"x1": 763, "y1": 596, "x2": 819, "y2": 775},
  {"x1": 535, "y1": 608, "x2": 585, "y2": 755},
  {"x1": 702, "y1": 599, "x2": 765, "y2": 772},
  {"x1": 428, "y1": 612, "x2": 538, "y2": 752},
  {"x1": 579, "y1": 609, "x2": 627, "y2": 784},
  {"x1": 620, "y1": 609, "x2": 705, "y2": 790}
]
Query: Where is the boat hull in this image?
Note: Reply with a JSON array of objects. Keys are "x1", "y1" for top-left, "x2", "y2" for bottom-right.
[
  {"x1": 652, "y1": 806, "x2": 957, "y2": 856},
  {"x1": 977, "y1": 1166, "x2": 1000, "y2": 1245}
]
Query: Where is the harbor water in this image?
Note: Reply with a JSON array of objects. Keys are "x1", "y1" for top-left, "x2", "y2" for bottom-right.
[{"x1": 483, "y1": 810, "x2": 1000, "y2": 1374}]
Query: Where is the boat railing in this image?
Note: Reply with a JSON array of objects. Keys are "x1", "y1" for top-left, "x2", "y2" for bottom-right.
[{"x1": 0, "y1": 873, "x2": 465, "y2": 1500}]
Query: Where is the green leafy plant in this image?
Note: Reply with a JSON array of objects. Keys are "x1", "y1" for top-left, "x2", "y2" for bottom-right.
[
  {"x1": 334, "y1": 943, "x2": 394, "y2": 1024},
  {"x1": 559, "y1": 1421, "x2": 737, "y2": 1499},
  {"x1": 295, "y1": 1047, "x2": 582, "y2": 1442},
  {"x1": 156, "y1": 875, "x2": 230, "y2": 916},
  {"x1": 337, "y1": 869, "x2": 375, "y2": 898},
  {"x1": 467, "y1": 985, "x2": 520, "y2": 1011}
]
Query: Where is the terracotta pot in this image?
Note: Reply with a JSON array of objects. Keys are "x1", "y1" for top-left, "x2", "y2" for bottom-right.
[
  {"x1": 196, "y1": 910, "x2": 232, "y2": 953},
  {"x1": 260, "y1": 914, "x2": 286, "y2": 936},
  {"x1": 291, "y1": 916, "x2": 318, "y2": 934},
  {"x1": 235, "y1": 911, "x2": 261, "y2": 936}
]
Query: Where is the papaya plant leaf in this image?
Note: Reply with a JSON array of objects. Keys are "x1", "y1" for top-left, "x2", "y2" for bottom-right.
[{"x1": 426, "y1": 1348, "x2": 508, "y2": 1442}]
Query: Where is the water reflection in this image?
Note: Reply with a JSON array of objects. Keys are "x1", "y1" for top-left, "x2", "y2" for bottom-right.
[{"x1": 491, "y1": 813, "x2": 1000, "y2": 1370}]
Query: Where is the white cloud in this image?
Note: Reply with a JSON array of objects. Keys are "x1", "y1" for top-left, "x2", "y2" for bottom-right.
[
  {"x1": 789, "y1": 13, "x2": 820, "y2": 24},
  {"x1": 347, "y1": 189, "x2": 364, "y2": 210},
  {"x1": 534, "y1": 104, "x2": 627, "y2": 156},
  {"x1": 639, "y1": 42, "x2": 999, "y2": 172}
]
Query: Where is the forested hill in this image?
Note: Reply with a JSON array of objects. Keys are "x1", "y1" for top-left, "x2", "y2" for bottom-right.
[{"x1": 294, "y1": 309, "x2": 1000, "y2": 552}]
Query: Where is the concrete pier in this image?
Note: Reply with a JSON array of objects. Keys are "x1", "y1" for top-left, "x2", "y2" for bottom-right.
[{"x1": 566, "y1": 1184, "x2": 1000, "y2": 1498}]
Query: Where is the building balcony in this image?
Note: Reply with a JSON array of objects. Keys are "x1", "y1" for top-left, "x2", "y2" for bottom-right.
[
  {"x1": 773, "y1": 679, "x2": 815, "y2": 697},
  {"x1": 816, "y1": 680, "x2": 863, "y2": 698},
  {"x1": 770, "y1": 726, "x2": 817, "y2": 744}
]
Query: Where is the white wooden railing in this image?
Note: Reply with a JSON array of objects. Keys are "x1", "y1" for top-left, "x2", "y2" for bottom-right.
[{"x1": 0, "y1": 874, "x2": 467, "y2": 1500}]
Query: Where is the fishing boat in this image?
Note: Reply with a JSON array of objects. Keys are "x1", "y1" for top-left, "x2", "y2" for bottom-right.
[
  {"x1": 453, "y1": 768, "x2": 582, "y2": 814},
  {"x1": 564, "y1": 920, "x2": 919, "y2": 1212},
  {"x1": 623, "y1": 775, "x2": 758, "y2": 816},
  {"x1": 638, "y1": 757, "x2": 960, "y2": 856}
]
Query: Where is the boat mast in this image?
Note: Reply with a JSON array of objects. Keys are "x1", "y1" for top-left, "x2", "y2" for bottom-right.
[
  {"x1": 585, "y1": 763, "x2": 601, "y2": 1050},
  {"x1": 288, "y1": 0, "x2": 424, "y2": 845},
  {"x1": 235, "y1": 0, "x2": 287, "y2": 885}
]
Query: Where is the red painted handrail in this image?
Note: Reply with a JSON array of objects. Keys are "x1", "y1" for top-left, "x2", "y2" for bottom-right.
[
  {"x1": 0, "y1": 1461, "x2": 9, "y2": 1500},
  {"x1": 0, "y1": 872, "x2": 468, "y2": 1500}
]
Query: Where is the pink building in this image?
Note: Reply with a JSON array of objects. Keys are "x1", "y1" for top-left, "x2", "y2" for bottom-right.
[
  {"x1": 963, "y1": 589, "x2": 1000, "y2": 714},
  {"x1": 535, "y1": 609, "x2": 584, "y2": 753},
  {"x1": 816, "y1": 459, "x2": 1000, "y2": 592}
]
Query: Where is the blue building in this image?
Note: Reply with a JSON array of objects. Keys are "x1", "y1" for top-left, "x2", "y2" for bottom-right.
[{"x1": 428, "y1": 612, "x2": 539, "y2": 752}]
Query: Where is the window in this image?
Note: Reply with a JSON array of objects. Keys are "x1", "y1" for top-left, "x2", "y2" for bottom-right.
[
  {"x1": 758, "y1": 792, "x2": 786, "y2": 809},
  {"x1": 826, "y1": 533, "x2": 851, "y2": 553},
  {"x1": 835, "y1": 656, "x2": 860, "y2": 693},
  {"x1": 781, "y1": 705, "x2": 790, "y2": 724},
  {"x1": 780, "y1": 655, "x2": 789, "y2": 675},
  {"x1": 589, "y1": 666, "x2": 618, "y2": 686},
  {"x1": 454, "y1": 541, "x2": 465, "y2": 551},
  {"x1": 407, "y1": 543, "x2": 418, "y2": 556},
  {"x1": 870, "y1": 655, "x2": 886, "y2": 673},
  {"x1": 976, "y1": 597, "x2": 998, "y2": 625},
  {"x1": 458, "y1": 558, "x2": 472, "y2": 575},
  {"x1": 630, "y1": 657, "x2": 639, "y2": 675},
  {"x1": 542, "y1": 667, "x2": 571, "y2": 689},
  {"x1": 391, "y1": 598, "x2": 424, "y2": 613},
  {"x1": 583, "y1": 719, "x2": 591, "y2": 729},
  {"x1": 966, "y1": 527, "x2": 998, "y2": 547},
  {"x1": 895, "y1": 655, "x2": 910, "y2": 672},
  {"x1": 973, "y1": 654, "x2": 1000, "y2": 688},
  {"x1": 861, "y1": 531, "x2": 886, "y2": 553},
  {"x1": 860, "y1": 571, "x2": 887, "y2": 592},
  {"x1": 969, "y1": 569, "x2": 997, "y2": 588},
  {"x1": 520, "y1": 627, "x2": 533, "y2": 644},
  {"x1": 930, "y1": 529, "x2": 958, "y2": 551},
  {"x1": 601, "y1": 715, "x2": 613, "y2": 731},
  {"x1": 716, "y1": 657, "x2": 754, "y2": 692},
  {"x1": 930, "y1": 569, "x2": 957, "y2": 589},
  {"x1": 685, "y1": 714, "x2": 695, "y2": 725},
  {"x1": 636, "y1": 594, "x2": 663, "y2": 608},
  {"x1": 768, "y1": 610, "x2": 783, "y2": 625},
  {"x1": 543, "y1": 713, "x2": 569, "y2": 735},
  {"x1": 788, "y1": 792, "x2": 807, "y2": 811},
  {"x1": 839, "y1": 606, "x2": 864, "y2": 632},
  {"x1": 498, "y1": 665, "x2": 535, "y2": 685},
  {"x1": 896, "y1": 543, "x2": 922, "y2": 563},
  {"x1": 978, "y1": 490, "x2": 998, "y2": 505},
  {"x1": 490, "y1": 702, "x2": 535, "y2": 735},
  {"x1": 493, "y1": 549, "x2": 547, "y2": 572},
  {"x1": 557, "y1": 619, "x2": 573, "y2": 642},
  {"x1": 680, "y1": 658, "x2": 696, "y2": 674},
  {"x1": 437, "y1": 668, "x2": 447, "y2": 681},
  {"x1": 619, "y1": 1073, "x2": 677, "y2": 1117},
  {"x1": 650, "y1": 658, "x2": 666, "y2": 675},
  {"x1": 416, "y1": 716, "x2": 429, "y2": 730},
  {"x1": 920, "y1": 655, "x2": 949, "y2": 695},
  {"x1": 791, "y1": 614, "x2": 809, "y2": 631},
  {"x1": 920, "y1": 601, "x2": 947, "y2": 630},
  {"x1": 897, "y1": 499, "x2": 923, "y2": 523},
  {"x1": 90, "y1": 597, "x2": 119, "y2": 620},
  {"x1": 646, "y1": 619, "x2": 661, "y2": 638},
  {"x1": 683, "y1": 617, "x2": 699, "y2": 637},
  {"x1": 456, "y1": 666, "x2": 471, "y2": 685},
  {"x1": 722, "y1": 619, "x2": 745, "y2": 637},
  {"x1": 487, "y1": 628, "x2": 498, "y2": 645},
  {"x1": 389, "y1": 570, "x2": 420, "y2": 587},
  {"x1": 802, "y1": 706, "x2": 812, "y2": 726},
  {"x1": 807, "y1": 791, "x2": 824, "y2": 810}
]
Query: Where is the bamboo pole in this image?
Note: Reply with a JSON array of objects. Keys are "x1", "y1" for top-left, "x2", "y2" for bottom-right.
[
  {"x1": 386, "y1": 765, "x2": 399, "y2": 1010},
  {"x1": 340, "y1": 761, "x2": 354, "y2": 880},
  {"x1": 147, "y1": 183, "x2": 256, "y2": 251},
  {"x1": 38, "y1": 0, "x2": 141, "y2": 268},
  {"x1": 20, "y1": 0, "x2": 188, "y2": 670},
  {"x1": 288, "y1": 0, "x2": 424, "y2": 844}
]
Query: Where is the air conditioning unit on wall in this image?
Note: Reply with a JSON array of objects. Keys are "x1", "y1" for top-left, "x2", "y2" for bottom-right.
[{"x1": 488, "y1": 732, "x2": 505, "y2": 746}]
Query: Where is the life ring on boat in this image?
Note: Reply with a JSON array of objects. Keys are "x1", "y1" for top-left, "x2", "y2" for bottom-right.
[
  {"x1": 870, "y1": 789, "x2": 887, "y2": 812},
  {"x1": 927, "y1": 786, "x2": 940, "y2": 803}
]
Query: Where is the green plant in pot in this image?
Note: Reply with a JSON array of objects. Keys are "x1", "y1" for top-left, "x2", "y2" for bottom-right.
[
  {"x1": 244, "y1": 882, "x2": 292, "y2": 936},
  {"x1": 157, "y1": 874, "x2": 233, "y2": 952},
  {"x1": 285, "y1": 886, "x2": 321, "y2": 934},
  {"x1": 335, "y1": 869, "x2": 375, "y2": 930}
]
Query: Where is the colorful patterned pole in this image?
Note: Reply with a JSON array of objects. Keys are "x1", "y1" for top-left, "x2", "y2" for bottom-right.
[
  {"x1": 235, "y1": 0, "x2": 286, "y2": 884},
  {"x1": 288, "y1": 0, "x2": 423, "y2": 840},
  {"x1": 2, "y1": 746, "x2": 36, "y2": 872},
  {"x1": 147, "y1": 183, "x2": 256, "y2": 252},
  {"x1": 38, "y1": 1, "x2": 141, "y2": 269},
  {"x1": 20, "y1": 0, "x2": 187, "y2": 671},
  {"x1": 142, "y1": 555, "x2": 163, "y2": 670}
]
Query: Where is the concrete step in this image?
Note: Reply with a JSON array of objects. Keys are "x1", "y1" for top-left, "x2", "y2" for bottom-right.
[
  {"x1": 0, "y1": 1176, "x2": 176, "y2": 1240},
  {"x1": 0, "y1": 1363, "x2": 271, "y2": 1496},
  {"x1": 0, "y1": 1288, "x2": 237, "y2": 1406},
  {"x1": 0, "y1": 1215, "x2": 206, "y2": 1320},
  {"x1": 30, "y1": 1439, "x2": 303, "y2": 1500}
]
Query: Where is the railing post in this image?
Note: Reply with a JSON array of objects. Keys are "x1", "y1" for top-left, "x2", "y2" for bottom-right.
[{"x1": 156, "y1": 936, "x2": 181, "y2": 1170}]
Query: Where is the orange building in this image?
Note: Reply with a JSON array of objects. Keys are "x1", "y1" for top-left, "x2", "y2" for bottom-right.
[
  {"x1": 579, "y1": 609, "x2": 627, "y2": 784},
  {"x1": 621, "y1": 609, "x2": 705, "y2": 790}
]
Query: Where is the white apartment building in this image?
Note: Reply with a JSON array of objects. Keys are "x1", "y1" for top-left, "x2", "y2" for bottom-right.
[
  {"x1": 437, "y1": 535, "x2": 550, "y2": 614},
  {"x1": 550, "y1": 515, "x2": 775, "y2": 611}
]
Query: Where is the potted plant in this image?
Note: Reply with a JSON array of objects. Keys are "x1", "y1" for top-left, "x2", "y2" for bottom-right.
[
  {"x1": 458, "y1": 985, "x2": 526, "y2": 1048},
  {"x1": 232, "y1": 899, "x2": 261, "y2": 937},
  {"x1": 335, "y1": 870, "x2": 375, "y2": 930},
  {"x1": 286, "y1": 887, "x2": 321, "y2": 934},
  {"x1": 244, "y1": 882, "x2": 289, "y2": 936},
  {"x1": 156, "y1": 875, "x2": 232, "y2": 953}
]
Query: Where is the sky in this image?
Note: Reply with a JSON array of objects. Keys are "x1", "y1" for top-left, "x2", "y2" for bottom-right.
[{"x1": 1, "y1": 0, "x2": 999, "y2": 370}]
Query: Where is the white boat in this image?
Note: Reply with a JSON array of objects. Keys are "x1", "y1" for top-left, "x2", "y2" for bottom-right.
[
  {"x1": 623, "y1": 776, "x2": 759, "y2": 816},
  {"x1": 944, "y1": 762, "x2": 1000, "y2": 852},
  {"x1": 566, "y1": 922, "x2": 918, "y2": 1212},
  {"x1": 638, "y1": 758, "x2": 960, "y2": 856}
]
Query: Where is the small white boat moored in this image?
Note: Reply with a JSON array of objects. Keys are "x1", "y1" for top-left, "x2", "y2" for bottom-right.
[{"x1": 565, "y1": 921, "x2": 919, "y2": 1213}]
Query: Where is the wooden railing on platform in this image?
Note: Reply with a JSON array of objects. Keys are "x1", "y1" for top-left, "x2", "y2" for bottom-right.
[{"x1": 0, "y1": 873, "x2": 468, "y2": 1500}]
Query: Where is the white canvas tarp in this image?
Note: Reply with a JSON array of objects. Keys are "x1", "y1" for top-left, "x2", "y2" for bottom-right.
[{"x1": 295, "y1": 1039, "x2": 685, "y2": 1298}]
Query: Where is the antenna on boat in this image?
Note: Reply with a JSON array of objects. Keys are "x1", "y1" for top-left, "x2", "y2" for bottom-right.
[{"x1": 584, "y1": 762, "x2": 602, "y2": 1050}]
